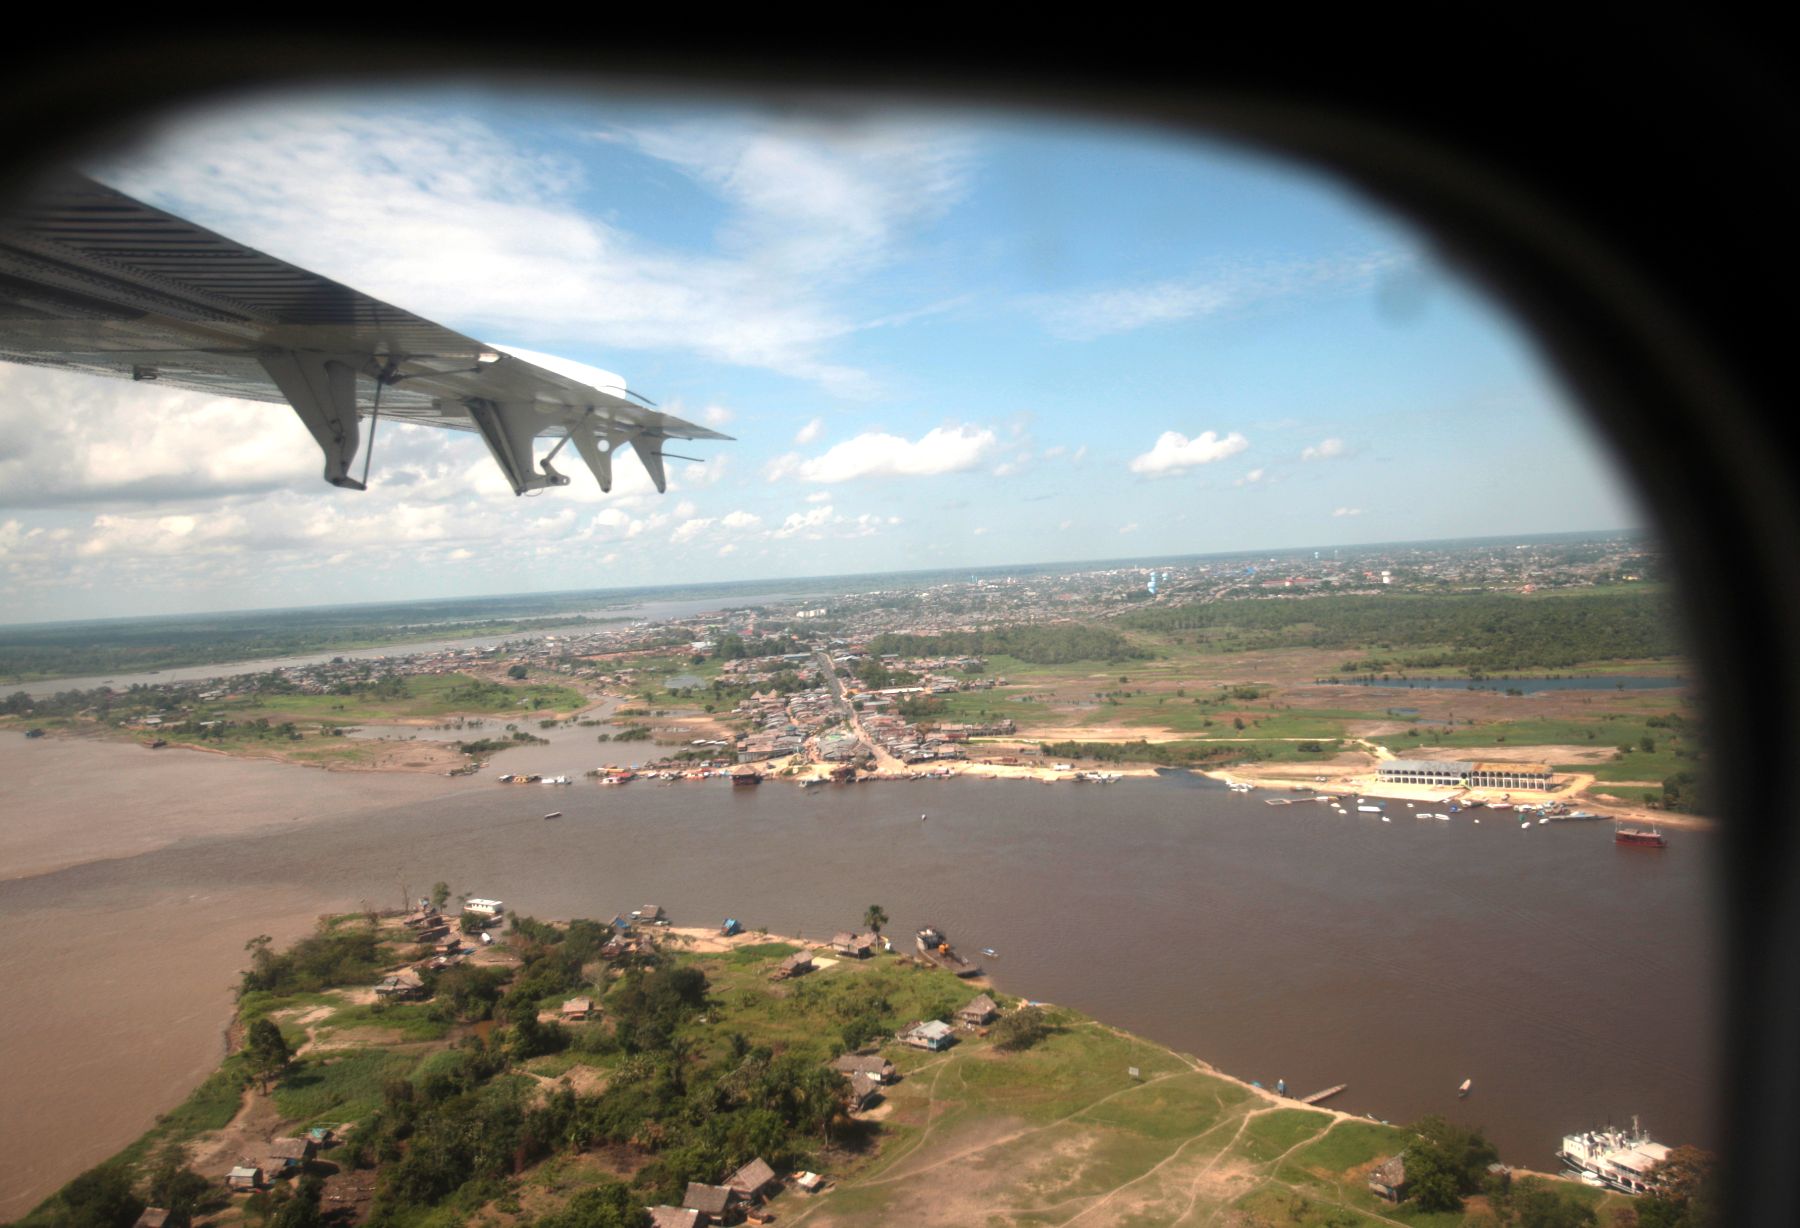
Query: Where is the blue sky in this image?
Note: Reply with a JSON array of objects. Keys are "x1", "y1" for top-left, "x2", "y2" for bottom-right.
[{"x1": 0, "y1": 90, "x2": 1644, "y2": 621}]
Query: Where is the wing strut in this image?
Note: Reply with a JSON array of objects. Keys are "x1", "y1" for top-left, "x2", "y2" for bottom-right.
[
  {"x1": 464, "y1": 398, "x2": 571, "y2": 496},
  {"x1": 257, "y1": 352, "x2": 366, "y2": 490}
]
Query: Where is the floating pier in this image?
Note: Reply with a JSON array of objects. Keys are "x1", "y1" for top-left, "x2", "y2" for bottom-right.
[{"x1": 1299, "y1": 1083, "x2": 1348, "y2": 1105}]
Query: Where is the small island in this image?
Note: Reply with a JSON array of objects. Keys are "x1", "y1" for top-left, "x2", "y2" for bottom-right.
[{"x1": 12, "y1": 897, "x2": 1704, "y2": 1228}]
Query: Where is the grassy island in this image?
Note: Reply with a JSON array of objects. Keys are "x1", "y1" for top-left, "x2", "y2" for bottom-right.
[{"x1": 11, "y1": 910, "x2": 1649, "y2": 1228}]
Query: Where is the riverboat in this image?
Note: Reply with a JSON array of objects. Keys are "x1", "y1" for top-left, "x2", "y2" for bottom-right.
[
  {"x1": 1615, "y1": 823, "x2": 1668, "y2": 848},
  {"x1": 731, "y1": 771, "x2": 762, "y2": 787},
  {"x1": 1556, "y1": 1119, "x2": 1669, "y2": 1193},
  {"x1": 916, "y1": 926, "x2": 983, "y2": 976}
]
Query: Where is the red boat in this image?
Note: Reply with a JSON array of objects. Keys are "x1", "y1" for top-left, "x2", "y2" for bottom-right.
[{"x1": 1615, "y1": 823, "x2": 1667, "y2": 848}]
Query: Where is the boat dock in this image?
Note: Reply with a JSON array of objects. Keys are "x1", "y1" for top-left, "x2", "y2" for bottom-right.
[{"x1": 1298, "y1": 1083, "x2": 1347, "y2": 1105}]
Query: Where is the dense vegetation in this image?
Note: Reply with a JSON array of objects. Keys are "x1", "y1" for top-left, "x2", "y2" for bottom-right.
[
  {"x1": 867, "y1": 623, "x2": 1148, "y2": 665},
  {"x1": 1119, "y1": 589, "x2": 1681, "y2": 672}
]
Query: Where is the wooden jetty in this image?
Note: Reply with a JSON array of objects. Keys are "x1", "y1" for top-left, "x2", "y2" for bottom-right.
[{"x1": 1299, "y1": 1083, "x2": 1348, "y2": 1105}]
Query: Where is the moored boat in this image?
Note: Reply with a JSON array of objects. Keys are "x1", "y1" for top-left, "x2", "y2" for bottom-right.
[{"x1": 1615, "y1": 822, "x2": 1667, "y2": 848}]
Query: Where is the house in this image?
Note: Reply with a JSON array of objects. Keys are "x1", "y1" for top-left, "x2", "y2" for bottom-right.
[
  {"x1": 375, "y1": 970, "x2": 426, "y2": 1001},
  {"x1": 830, "y1": 1053, "x2": 894, "y2": 1082},
  {"x1": 648, "y1": 1208, "x2": 701, "y2": 1228},
  {"x1": 725, "y1": 1157, "x2": 779, "y2": 1203},
  {"x1": 831, "y1": 931, "x2": 877, "y2": 958},
  {"x1": 266, "y1": 1136, "x2": 315, "y2": 1171},
  {"x1": 1369, "y1": 1154, "x2": 1408, "y2": 1202},
  {"x1": 956, "y1": 993, "x2": 999, "y2": 1027},
  {"x1": 681, "y1": 1181, "x2": 741, "y2": 1222},
  {"x1": 132, "y1": 1209, "x2": 171, "y2": 1228},
  {"x1": 845, "y1": 1070, "x2": 882, "y2": 1111},
  {"x1": 899, "y1": 1020, "x2": 956, "y2": 1051},
  {"x1": 771, "y1": 951, "x2": 813, "y2": 981},
  {"x1": 434, "y1": 936, "x2": 462, "y2": 957},
  {"x1": 561, "y1": 997, "x2": 595, "y2": 1022},
  {"x1": 636, "y1": 904, "x2": 664, "y2": 923},
  {"x1": 793, "y1": 1171, "x2": 825, "y2": 1194},
  {"x1": 225, "y1": 1166, "x2": 262, "y2": 1191},
  {"x1": 464, "y1": 898, "x2": 505, "y2": 923}
]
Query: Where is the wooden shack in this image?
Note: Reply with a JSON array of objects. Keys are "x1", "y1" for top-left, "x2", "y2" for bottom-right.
[{"x1": 1369, "y1": 1154, "x2": 1408, "y2": 1202}]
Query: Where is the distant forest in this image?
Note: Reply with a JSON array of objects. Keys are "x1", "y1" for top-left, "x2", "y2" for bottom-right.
[
  {"x1": 1118, "y1": 588, "x2": 1682, "y2": 672},
  {"x1": 867, "y1": 623, "x2": 1149, "y2": 665}
]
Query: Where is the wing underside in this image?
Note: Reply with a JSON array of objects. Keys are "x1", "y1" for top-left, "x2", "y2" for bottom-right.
[{"x1": 0, "y1": 172, "x2": 729, "y2": 494}]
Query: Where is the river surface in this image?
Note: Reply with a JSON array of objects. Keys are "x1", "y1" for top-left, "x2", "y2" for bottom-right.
[{"x1": 0, "y1": 737, "x2": 1718, "y2": 1212}]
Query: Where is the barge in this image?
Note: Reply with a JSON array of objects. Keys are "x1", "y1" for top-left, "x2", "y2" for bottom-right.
[{"x1": 916, "y1": 926, "x2": 983, "y2": 977}]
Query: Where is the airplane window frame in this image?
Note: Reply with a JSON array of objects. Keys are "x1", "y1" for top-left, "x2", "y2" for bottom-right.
[{"x1": 2, "y1": 30, "x2": 1793, "y2": 1224}]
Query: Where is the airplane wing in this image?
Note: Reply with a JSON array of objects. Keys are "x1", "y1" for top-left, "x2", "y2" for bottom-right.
[{"x1": 0, "y1": 171, "x2": 730, "y2": 494}]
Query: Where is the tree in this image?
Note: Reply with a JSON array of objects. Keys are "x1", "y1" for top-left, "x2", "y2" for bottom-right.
[
  {"x1": 1504, "y1": 1177, "x2": 1597, "y2": 1227},
  {"x1": 53, "y1": 1162, "x2": 144, "y2": 1228},
  {"x1": 863, "y1": 904, "x2": 889, "y2": 936},
  {"x1": 269, "y1": 1176, "x2": 324, "y2": 1228},
  {"x1": 1404, "y1": 1115, "x2": 1498, "y2": 1213},
  {"x1": 245, "y1": 1018, "x2": 291, "y2": 1091},
  {"x1": 430, "y1": 881, "x2": 451, "y2": 910},
  {"x1": 1637, "y1": 1146, "x2": 1720, "y2": 1227},
  {"x1": 533, "y1": 1180, "x2": 646, "y2": 1228},
  {"x1": 507, "y1": 664, "x2": 528, "y2": 679},
  {"x1": 991, "y1": 1005, "x2": 1052, "y2": 1052},
  {"x1": 144, "y1": 1142, "x2": 214, "y2": 1225}
]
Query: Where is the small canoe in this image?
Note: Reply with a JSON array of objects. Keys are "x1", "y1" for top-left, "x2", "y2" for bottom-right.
[{"x1": 543, "y1": 811, "x2": 562, "y2": 820}]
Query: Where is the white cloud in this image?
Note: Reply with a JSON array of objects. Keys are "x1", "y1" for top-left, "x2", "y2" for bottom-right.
[
  {"x1": 794, "y1": 417, "x2": 825, "y2": 445},
  {"x1": 720, "y1": 510, "x2": 763, "y2": 530},
  {"x1": 1333, "y1": 506, "x2": 1363, "y2": 517},
  {"x1": 1028, "y1": 251, "x2": 1413, "y2": 341},
  {"x1": 773, "y1": 504, "x2": 836, "y2": 538},
  {"x1": 769, "y1": 424, "x2": 997, "y2": 483},
  {"x1": 1129, "y1": 430, "x2": 1250, "y2": 476},
  {"x1": 804, "y1": 490, "x2": 832, "y2": 504},
  {"x1": 1302, "y1": 438, "x2": 1348, "y2": 462},
  {"x1": 99, "y1": 104, "x2": 972, "y2": 396},
  {"x1": 1119, "y1": 522, "x2": 1140, "y2": 534},
  {"x1": 1237, "y1": 467, "x2": 1266, "y2": 486}
]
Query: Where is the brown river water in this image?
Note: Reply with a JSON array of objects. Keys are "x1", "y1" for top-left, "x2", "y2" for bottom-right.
[{"x1": 0, "y1": 733, "x2": 1718, "y2": 1213}]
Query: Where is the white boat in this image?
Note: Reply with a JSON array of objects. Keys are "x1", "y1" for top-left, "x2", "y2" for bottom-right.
[
  {"x1": 1381, "y1": 815, "x2": 1391, "y2": 822},
  {"x1": 1357, "y1": 804, "x2": 1383, "y2": 813},
  {"x1": 1437, "y1": 813, "x2": 1451, "y2": 821},
  {"x1": 1458, "y1": 1078, "x2": 1472, "y2": 1097},
  {"x1": 1557, "y1": 1119, "x2": 1669, "y2": 1194},
  {"x1": 543, "y1": 811, "x2": 561, "y2": 820}
]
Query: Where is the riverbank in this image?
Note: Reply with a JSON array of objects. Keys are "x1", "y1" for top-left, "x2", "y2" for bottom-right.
[{"x1": 17, "y1": 914, "x2": 1629, "y2": 1228}]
